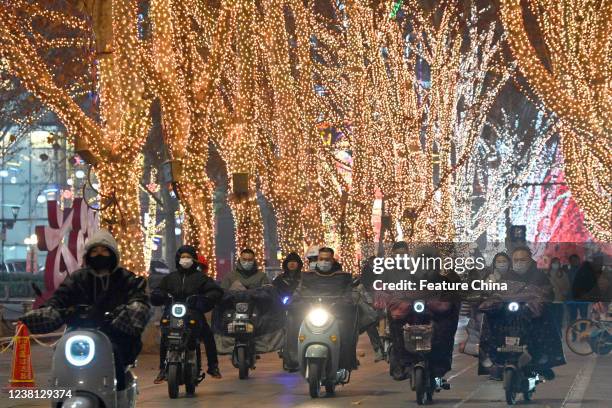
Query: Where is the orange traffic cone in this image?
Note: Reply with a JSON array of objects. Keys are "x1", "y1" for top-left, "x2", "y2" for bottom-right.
[{"x1": 8, "y1": 322, "x2": 35, "y2": 388}]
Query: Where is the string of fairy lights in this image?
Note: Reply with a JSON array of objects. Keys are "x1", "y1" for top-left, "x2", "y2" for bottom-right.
[
  {"x1": 499, "y1": 0, "x2": 611, "y2": 241},
  {"x1": 0, "y1": 0, "x2": 608, "y2": 276}
]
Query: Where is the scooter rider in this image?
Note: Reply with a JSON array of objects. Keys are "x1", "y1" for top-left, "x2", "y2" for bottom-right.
[
  {"x1": 151, "y1": 245, "x2": 223, "y2": 383},
  {"x1": 274, "y1": 252, "x2": 304, "y2": 371},
  {"x1": 387, "y1": 245, "x2": 461, "y2": 382},
  {"x1": 19, "y1": 229, "x2": 151, "y2": 395},
  {"x1": 195, "y1": 253, "x2": 222, "y2": 379},
  {"x1": 479, "y1": 246, "x2": 565, "y2": 380},
  {"x1": 294, "y1": 247, "x2": 359, "y2": 375},
  {"x1": 221, "y1": 248, "x2": 270, "y2": 290}
]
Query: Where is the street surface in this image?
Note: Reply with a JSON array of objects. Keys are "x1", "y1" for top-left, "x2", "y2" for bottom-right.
[{"x1": 1, "y1": 328, "x2": 610, "y2": 408}]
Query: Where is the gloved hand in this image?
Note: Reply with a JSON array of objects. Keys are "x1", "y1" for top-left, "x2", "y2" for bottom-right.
[
  {"x1": 150, "y1": 289, "x2": 171, "y2": 306},
  {"x1": 111, "y1": 301, "x2": 151, "y2": 337},
  {"x1": 187, "y1": 295, "x2": 215, "y2": 313},
  {"x1": 19, "y1": 306, "x2": 64, "y2": 334},
  {"x1": 186, "y1": 295, "x2": 200, "y2": 309}
]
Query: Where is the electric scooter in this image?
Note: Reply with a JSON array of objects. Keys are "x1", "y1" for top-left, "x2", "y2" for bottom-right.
[
  {"x1": 298, "y1": 296, "x2": 356, "y2": 398},
  {"x1": 49, "y1": 305, "x2": 138, "y2": 408}
]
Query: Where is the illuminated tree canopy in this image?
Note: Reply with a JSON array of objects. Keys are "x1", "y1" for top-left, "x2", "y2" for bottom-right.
[{"x1": 0, "y1": 0, "x2": 607, "y2": 274}]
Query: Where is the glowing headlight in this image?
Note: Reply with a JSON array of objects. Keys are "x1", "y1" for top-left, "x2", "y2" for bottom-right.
[
  {"x1": 414, "y1": 301, "x2": 425, "y2": 313},
  {"x1": 65, "y1": 335, "x2": 95, "y2": 367},
  {"x1": 171, "y1": 304, "x2": 186, "y2": 318},
  {"x1": 508, "y1": 302, "x2": 519, "y2": 312},
  {"x1": 282, "y1": 296, "x2": 290, "y2": 305},
  {"x1": 308, "y1": 308, "x2": 330, "y2": 327}
]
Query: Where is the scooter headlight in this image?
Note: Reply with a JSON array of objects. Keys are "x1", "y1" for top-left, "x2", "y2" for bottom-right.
[
  {"x1": 282, "y1": 296, "x2": 290, "y2": 305},
  {"x1": 307, "y1": 308, "x2": 330, "y2": 327},
  {"x1": 508, "y1": 302, "x2": 520, "y2": 312},
  {"x1": 413, "y1": 301, "x2": 425, "y2": 313},
  {"x1": 65, "y1": 335, "x2": 95, "y2": 367},
  {"x1": 171, "y1": 304, "x2": 186, "y2": 318}
]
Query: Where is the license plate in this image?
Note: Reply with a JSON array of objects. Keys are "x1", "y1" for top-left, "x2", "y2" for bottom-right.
[{"x1": 505, "y1": 336, "x2": 520, "y2": 346}]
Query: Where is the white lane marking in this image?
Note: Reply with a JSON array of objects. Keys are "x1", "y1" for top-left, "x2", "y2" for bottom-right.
[
  {"x1": 561, "y1": 354, "x2": 597, "y2": 408},
  {"x1": 447, "y1": 361, "x2": 478, "y2": 382},
  {"x1": 453, "y1": 382, "x2": 486, "y2": 408}
]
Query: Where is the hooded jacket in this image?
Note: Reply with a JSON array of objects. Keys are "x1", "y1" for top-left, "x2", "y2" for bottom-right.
[
  {"x1": 221, "y1": 259, "x2": 270, "y2": 290},
  {"x1": 273, "y1": 252, "x2": 303, "y2": 296},
  {"x1": 479, "y1": 262, "x2": 565, "y2": 372},
  {"x1": 151, "y1": 245, "x2": 223, "y2": 312},
  {"x1": 23, "y1": 229, "x2": 150, "y2": 339}
]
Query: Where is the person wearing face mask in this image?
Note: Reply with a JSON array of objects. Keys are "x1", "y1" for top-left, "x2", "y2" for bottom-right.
[
  {"x1": 480, "y1": 246, "x2": 564, "y2": 381},
  {"x1": 214, "y1": 249, "x2": 286, "y2": 363},
  {"x1": 151, "y1": 245, "x2": 224, "y2": 384},
  {"x1": 386, "y1": 245, "x2": 461, "y2": 383},
  {"x1": 506, "y1": 247, "x2": 553, "y2": 292},
  {"x1": 19, "y1": 229, "x2": 151, "y2": 397},
  {"x1": 466, "y1": 252, "x2": 512, "y2": 380},
  {"x1": 485, "y1": 252, "x2": 511, "y2": 283},
  {"x1": 294, "y1": 247, "x2": 359, "y2": 375},
  {"x1": 463, "y1": 252, "x2": 511, "y2": 379},
  {"x1": 273, "y1": 252, "x2": 304, "y2": 371},
  {"x1": 221, "y1": 248, "x2": 270, "y2": 290}
]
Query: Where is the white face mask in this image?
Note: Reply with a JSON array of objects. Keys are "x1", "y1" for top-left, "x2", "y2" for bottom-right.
[
  {"x1": 179, "y1": 258, "x2": 194, "y2": 269},
  {"x1": 495, "y1": 261, "x2": 509, "y2": 273},
  {"x1": 513, "y1": 261, "x2": 530, "y2": 275}
]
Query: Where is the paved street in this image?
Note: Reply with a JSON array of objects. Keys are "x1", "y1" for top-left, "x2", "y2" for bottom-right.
[{"x1": 1, "y1": 331, "x2": 610, "y2": 408}]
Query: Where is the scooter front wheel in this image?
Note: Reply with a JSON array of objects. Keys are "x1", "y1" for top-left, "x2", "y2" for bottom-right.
[
  {"x1": 414, "y1": 367, "x2": 426, "y2": 405},
  {"x1": 237, "y1": 347, "x2": 249, "y2": 380},
  {"x1": 184, "y1": 362, "x2": 197, "y2": 395},
  {"x1": 307, "y1": 360, "x2": 322, "y2": 398},
  {"x1": 503, "y1": 368, "x2": 516, "y2": 405},
  {"x1": 168, "y1": 364, "x2": 180, "y2": 399}
]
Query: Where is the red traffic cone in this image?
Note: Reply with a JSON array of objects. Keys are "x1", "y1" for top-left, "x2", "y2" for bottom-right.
[{"x1": 8, "y1": 322, "x2": 35, "y2": 388}]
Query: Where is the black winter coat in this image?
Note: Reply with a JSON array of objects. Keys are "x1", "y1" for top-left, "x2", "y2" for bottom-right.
[
  {"x1": 46, "y1": 267, "x2": 148, "y2": 322},
  {"x1": 152, "y1": 266, "x2": 223, "y2": 313},
  {"x1": 43, "y1": 267, "x2": 149, "y2": 363}
]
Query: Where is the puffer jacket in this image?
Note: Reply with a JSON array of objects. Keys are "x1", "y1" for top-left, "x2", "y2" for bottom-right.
[
  {"x1": 22, "y1": 229, "x2": 150, "y2": 339},
  {"x1": 221, "y1": 260, "x2": 270, "y2": 290},
  {"x1": 151, "y1": 246, "x2": 223, "y2": 313}
]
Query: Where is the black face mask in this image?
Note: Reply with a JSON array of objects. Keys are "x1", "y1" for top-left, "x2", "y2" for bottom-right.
[{"x1": 87, "y1": 255, "x2": 114, "y2": 271}]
